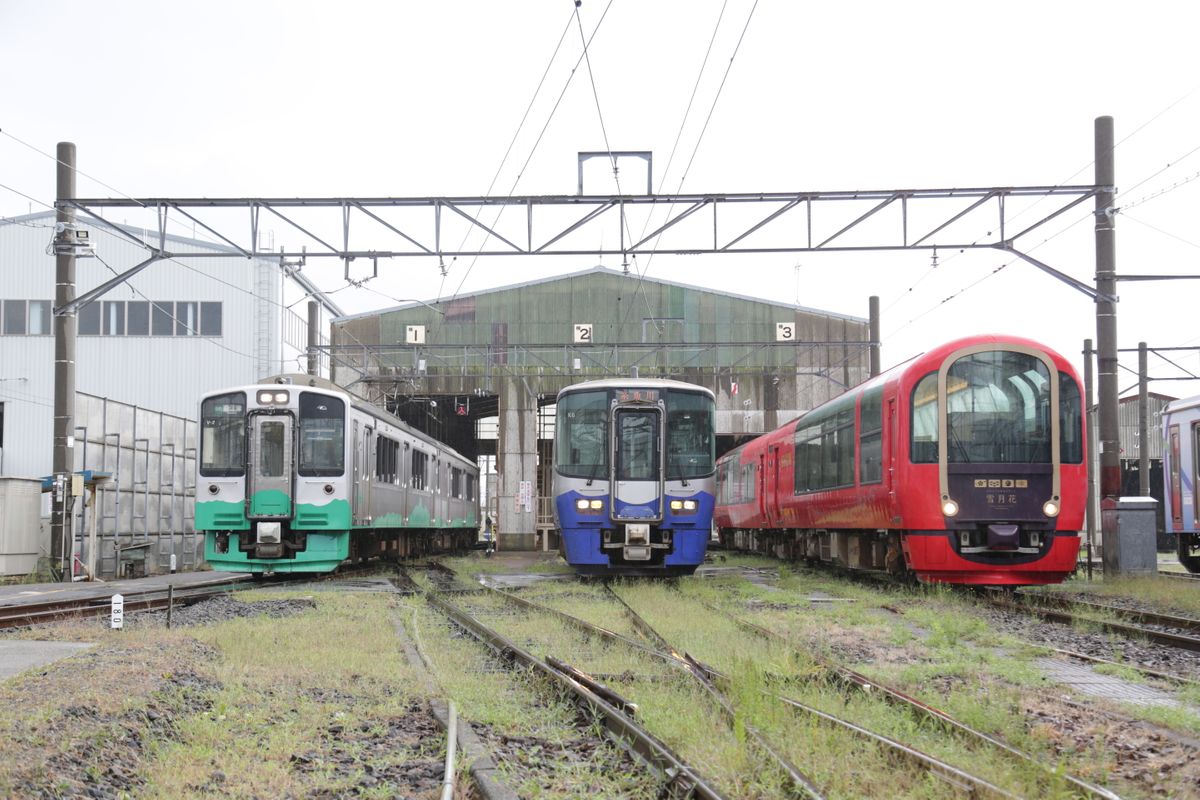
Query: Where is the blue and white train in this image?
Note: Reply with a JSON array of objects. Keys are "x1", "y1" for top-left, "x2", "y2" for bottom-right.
[
  {"x1": 552, "y1": 378, "x2": 716, "y2": 575},
  {"x1": 1163, "y1": 394, "x2": 1200, "y2": 573}
]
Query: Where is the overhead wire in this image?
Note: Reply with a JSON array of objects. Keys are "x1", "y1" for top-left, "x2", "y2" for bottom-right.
[
  {"x1": 613, "y1": 0, "x2": 758, "y2": 356},
  {"x1": 1, "y1": 129, "x2": 147, "y2": 208},
  {"x1": 438, "y1": 0, "x2": 617, "y2": 316},
  {"x1": 882, "y1": 84, "x2": 1200, "y2": 317},
  {"x1": 430, "y1": 8, "x2": 576, "y2": 304}
]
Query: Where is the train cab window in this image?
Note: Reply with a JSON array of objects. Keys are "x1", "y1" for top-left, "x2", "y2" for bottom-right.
[
  {"x1": 666, "y1": 390, "x2": 716, "y2": 479},
  {"x1": 947, "y1": 351, "x2": 1052, "y2": 463},
  {"x1": 298, "y1": 392, "x2": 345, "y2": 477},
  {"x1": 859, "y1": 387, "x2": 883, "y2": 484},
  {"x1": 556, "y1": 389, "x2": 608, "y2": 479},
  {"x1": 200, "y1": 392, "x2": 246, "y2": 477},
  {"x1": 616, "y1": 411, "x2": 659, "y2": 481}
]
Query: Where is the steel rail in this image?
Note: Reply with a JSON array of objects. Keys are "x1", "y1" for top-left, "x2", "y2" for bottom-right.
[
  {"x1": 482, "y1": 582, "x2": 824, "y2": 799},
  {"x1": 491, "y1": 582, "x2": 1021, "y2": 799},
  {"x1": 1015, "y1": 591, "x2": 1200, "y2": 636},
  {"x1": 1158, "y1": 570, "x2": 1200, "y2": 582},
  {"x1": 0, "y1": 578, "x2": 250, "y2": 629},
  {"x1": 988, "y1": 593, "x2": 1200, "y2": 653},
  {"x1": 716, "y1": 603, "x2": 1121, "y2": 800},
  {"x1": 425, "y1": 592, "x2": 728, "y2": 800},
  {"x1": 602, "y1": 586, "x2": 1018, "y2": 800}
]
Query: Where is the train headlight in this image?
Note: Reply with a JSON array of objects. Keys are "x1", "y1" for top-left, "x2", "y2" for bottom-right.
[
  {"x1": 683, "y1": 499, "x2": 697, "y2": 511},
  {"x1": 670, "y1": 500, "x2": 683, "y2": 511},
  {"x1": 941, "y1": 498, "x2": 959, "y2": 517},
  {"x1": 576, "y1": 499, "x2": 590, "y2": 511},
  {"x1": 1042, "y1": 500, "x2": 1060, "y2": 517},
  {"x1": 589, "y1": 499, "x2": 603, "y2": 510},
  {"x1": 256, "y1": 390, "x2": 290, "y2": 405}
]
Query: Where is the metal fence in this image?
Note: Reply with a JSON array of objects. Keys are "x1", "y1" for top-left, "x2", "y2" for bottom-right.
[{"x1": 72, "y1": 393, "x2": 197, "y2": 578}]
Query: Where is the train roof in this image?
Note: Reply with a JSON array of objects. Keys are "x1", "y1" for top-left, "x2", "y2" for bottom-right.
[
  {"x1": 715, "y1": 333, "x2": 1080, "y2": 466},
  {"x1": 1164, "y1": 394, "x2": 1200, "y2": 416},
  {"x1": 556, "y1": 377, "x2": 716, "y2": 399}
]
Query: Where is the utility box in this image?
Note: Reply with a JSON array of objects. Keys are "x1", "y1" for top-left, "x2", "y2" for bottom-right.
[
  {"x1": 0, "y1": 477, "x2": 43, "y2": 576},
  {"x1": 1101, "y1": 496, "x2": 1158, "y2": 575}
]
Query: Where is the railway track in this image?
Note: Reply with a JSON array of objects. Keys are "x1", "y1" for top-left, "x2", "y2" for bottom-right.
[
  {"x1": 0, "y1": 575, "x2": 252, "y2": 630},
  {"x1": 477, "y1": 578, "x2": 1112, "y2": 799},
  {"x1": 993, "y1": 591, "x2": 1200, "y2": 653},
  {"x1": 1158, "y1": 569, "x2": 1200, "y2": 581},
  {"x1": 425, "y1": 590, "x2": 731, "y2": 799}
]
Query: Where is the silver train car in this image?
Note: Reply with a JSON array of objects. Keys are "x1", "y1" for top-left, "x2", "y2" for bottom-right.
[{"x1": 197, "y1": 375, "x2": 479, "y2": 573}]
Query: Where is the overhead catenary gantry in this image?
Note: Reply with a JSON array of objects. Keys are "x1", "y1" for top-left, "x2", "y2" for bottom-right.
[{"x1": 56, "y1": 184, "x2": 1110, "y2": 315}]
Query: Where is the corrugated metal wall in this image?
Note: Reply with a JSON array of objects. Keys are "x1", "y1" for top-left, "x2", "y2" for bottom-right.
[{"x1": 333, "y1": 266, "x2": 871, "y2": 434}]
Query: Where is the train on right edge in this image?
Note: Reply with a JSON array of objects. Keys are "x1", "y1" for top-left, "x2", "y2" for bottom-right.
[
  {"x1": 1161, "y1": 395, "x2": 1200, "y2": 573},
  {"x1": 715, "y1": 334, "x2": 1086, "y2": 586}
]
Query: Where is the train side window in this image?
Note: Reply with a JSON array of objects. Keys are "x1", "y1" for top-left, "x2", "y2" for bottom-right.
[
  {"x1": 411, "y1": 450, "x2": 428, "y2": 491},
  {"x1": 910, "y1": 372, "x2": 938, "y2": 463},
  {"x1": 859, "y1": 387, "x2": 883, "y2": 484},
  {"x1": 1058, "y1": 373, "x2": 1083, "y2": 464}
]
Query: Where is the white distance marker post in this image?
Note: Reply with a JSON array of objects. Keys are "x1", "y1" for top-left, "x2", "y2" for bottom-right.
[{"x1": 111, "y1": 593, "x2": 124, "y2": 630}]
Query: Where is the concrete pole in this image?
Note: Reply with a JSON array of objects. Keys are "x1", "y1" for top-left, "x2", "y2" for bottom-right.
[
  {"x1": 1083, "y1": 339, "x2": 1096, "y2": 580},
  {"x1": 1138, "y1": 341, "x2": 1149, "y2": 496},
  {"x1": 1094, "y1": 116, "x2": 1121, "y2": 574},
  {"x1": 51, "y1": 143, "x2": 77, "y2": 579},
  {"x1": 307, "y1": 300, "x2": 319, "y2": 376},
  {"x1": 868, "y1": 295, "x2": 880, "y2": 377}
]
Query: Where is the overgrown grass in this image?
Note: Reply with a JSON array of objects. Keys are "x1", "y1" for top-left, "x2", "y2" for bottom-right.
[
  {"x1": 144, "y1": 593, "x2": 432, "y2": 798},
  {"x1": 407, "y1": 597, "x2": 659, "y2": 798},
  {"x1": 1035, "y1": 573, "x2": 1200, "y2": 617}
]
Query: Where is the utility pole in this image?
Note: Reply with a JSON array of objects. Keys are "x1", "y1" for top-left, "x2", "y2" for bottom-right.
[
  {"x1": 868, "y1": 296, "x2": 880, "y2": 377},
  {"x1": 1083, "y1": 339, "x2": 1096, "y2": 580},
  {"x1": 51, "y1": 142, "x2": 77, "y2": 579},
  {"x1": 1093, "y1": 118, "x2": 1121, "y2": 567},
  {"x1": 1138, "y1": 341, "x2": 1149, "y2": 496}
]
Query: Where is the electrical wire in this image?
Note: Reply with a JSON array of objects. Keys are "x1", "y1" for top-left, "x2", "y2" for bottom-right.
[
  {"x1": 884, "y1": 85, "x2": 1200, "y2": 316},
  {"x1": 613, "y1": 0, "x2": 758, "y2": 357},
  {"x1": 439, "y1": 0, "x2": 617, "y2": 312},
  {"x1": 432, "y1": 9, "x2": 575, "y2": 303},
  {"x1": 0, "y1": 129, "x2": 146, "y2": 207},
  {"x1": 1120, "y1": 212, "x2": 1200, "y2": 251},
  {"x1": 572, "y1": 0, "x2": 629, "y2": 233}
]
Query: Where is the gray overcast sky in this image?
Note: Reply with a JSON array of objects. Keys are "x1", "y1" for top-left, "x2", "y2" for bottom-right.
[{"x1": 3, "y1": 1, "x2": 1199, "y2": 399}]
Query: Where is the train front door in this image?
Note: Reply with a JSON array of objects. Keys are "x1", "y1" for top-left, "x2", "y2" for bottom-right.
[
  {"x1": 611, "y1": 405, "x2": 664, "y2": 522},
  {"x1": 247, "y1": 412, "x2": 293, "y2": 519}
]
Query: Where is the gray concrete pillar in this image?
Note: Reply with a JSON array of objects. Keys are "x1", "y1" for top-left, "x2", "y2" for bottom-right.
[{"x1": 496, "y1": 378, "x2": 537, "y2": 550}]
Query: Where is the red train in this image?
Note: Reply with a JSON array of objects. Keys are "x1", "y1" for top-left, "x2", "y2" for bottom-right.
[{"x1": 715, "y1": 334, "x2": 1086, "y2": 586}]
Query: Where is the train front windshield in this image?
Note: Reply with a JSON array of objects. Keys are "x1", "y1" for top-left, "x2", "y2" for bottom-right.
[
  {"x1": 665, "y1": 391, "x2": 715, "y2": 479},
  {"x1": 556, "y1": 388, "x2": 715, "y2": 480},
  {"x1": 298, "y1": 392, "x2": 345, "y2": 476},
  {"x1": 556, "y1": 390, "x2": 608, "y2": 479},
  {"x1": 911, "y1": 351, "x2": 1083, "y2": 464},
  {"x1": 200, "y1": 392, "x2": 246, "y2": 476}
]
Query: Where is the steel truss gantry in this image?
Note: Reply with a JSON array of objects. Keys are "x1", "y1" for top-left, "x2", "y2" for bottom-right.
[{"x1": 56, "y1": 183, "x2": 1109, "y2": 315}]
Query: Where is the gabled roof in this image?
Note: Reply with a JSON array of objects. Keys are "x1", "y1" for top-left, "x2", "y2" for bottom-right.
[{"x1": 336, "y1": 264, "x2": 865, "y2": 324}]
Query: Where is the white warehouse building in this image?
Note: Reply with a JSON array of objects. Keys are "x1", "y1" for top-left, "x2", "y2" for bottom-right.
[{"x1": 0, "y1": 211, "x2": 342, "y2": 577}]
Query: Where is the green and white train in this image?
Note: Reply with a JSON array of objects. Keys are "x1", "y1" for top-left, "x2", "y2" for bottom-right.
[{"x1": 197, "y1": 376, "x2": 479, "y2": 573}]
